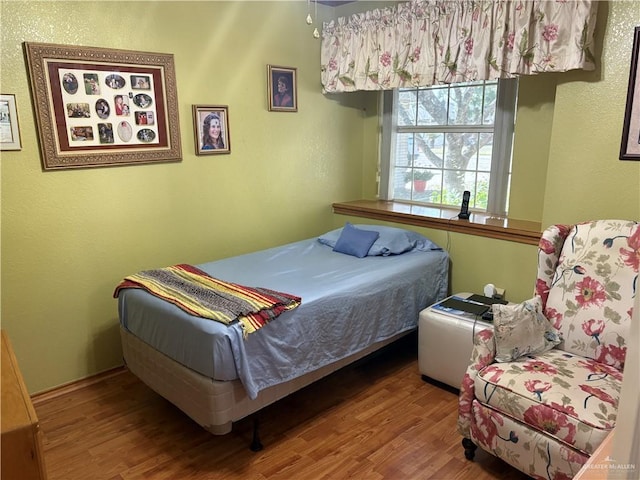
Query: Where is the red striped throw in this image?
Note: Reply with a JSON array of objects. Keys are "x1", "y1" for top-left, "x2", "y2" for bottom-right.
[{"x1": 113, "y1": 264, "x2": 301, "y2": 336}]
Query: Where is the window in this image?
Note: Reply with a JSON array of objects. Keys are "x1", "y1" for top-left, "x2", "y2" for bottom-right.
[{"x1": 379, "y1": 79, "x2": 518, "y2": 216}]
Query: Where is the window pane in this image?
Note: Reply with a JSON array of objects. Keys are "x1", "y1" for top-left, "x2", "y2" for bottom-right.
[
  {"x1": 392, "y1": 167, "x2": 411, "y2": 201},
  {"x1": 416, "y1": 132, "x2": 444, "y2": 169},
  {"x1": 442, "y1": 173, "x2": 465, "y2": 206},
  {"x1": 417, "y1": 87, "x2": 448, "y2": 125},
  {"x1": 483, "y1": 84, "x2": 497, "y2": 125},
  {"x1": 461, "y1": 171, "x2": 478, "y2": 206},
  {"x1": 400, "y1": 167, "x2": 439, "y2": 203},
  {"x1": 395, "y1": 133, "x2": 413, "y2": 168},
  {"x1": 475, "y1": 172, "x2": 490, "y2": 209},
  {"x1": 427, "y1": 171, "x2": 442, "y2": 204},
  {"x1": 397, "y1": 90, "x2": 418, "y2": 126},
  {"x1": 444, "y1": 132, "x2": 480, "y2": 170},
  {"x1": 449, "y1": 84, "x2": 484, "y2": 125},
  {"x1": 478, "y1": 134, "x2": 493, "y2": 171}
]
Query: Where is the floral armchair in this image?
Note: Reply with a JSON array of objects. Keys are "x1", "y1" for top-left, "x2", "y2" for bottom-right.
[{"x1": 457, "y1": 219, "x2": 639, "y2": 479}]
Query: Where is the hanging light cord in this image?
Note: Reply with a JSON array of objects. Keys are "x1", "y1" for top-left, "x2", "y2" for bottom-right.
[
  {"x1": 306, "y1": 0, "x2": 320, "y2": 39},
  {"x1": 313, "y1": 0, "x2": 320, "y2": 38},
  {"x1": 306, "y1": 0, "x2": 313, "y2": 25}
]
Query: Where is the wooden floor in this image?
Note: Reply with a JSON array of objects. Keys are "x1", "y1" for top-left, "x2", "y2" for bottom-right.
[{"x1": 33, "y1": 335, "x2": 531, "y2": 480}]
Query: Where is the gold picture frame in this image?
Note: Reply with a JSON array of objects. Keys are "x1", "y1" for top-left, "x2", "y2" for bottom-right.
[
  {"x1": 192, "y1": 105, "x2": 231, "y2": 155},
  {"x1": 267, "y1": 65, "x2": 297, "y2": 112},
  {"x1": 24, "y1": 42, "x2": 182, "y2": 170}
]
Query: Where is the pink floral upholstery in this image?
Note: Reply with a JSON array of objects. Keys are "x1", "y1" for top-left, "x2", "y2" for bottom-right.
[{"x1": 458, "y1": 220, "x2": 638, "y2": 479}]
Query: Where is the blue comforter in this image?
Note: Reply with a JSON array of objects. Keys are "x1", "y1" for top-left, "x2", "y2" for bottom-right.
[{"x1": 118, "y1": 238, "x2": 449, "y2": 399}]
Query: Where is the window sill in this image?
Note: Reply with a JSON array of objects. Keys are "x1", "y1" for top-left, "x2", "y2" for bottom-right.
[{"x1": 332, "y1": 200, "x2": 542, "y2": 246}]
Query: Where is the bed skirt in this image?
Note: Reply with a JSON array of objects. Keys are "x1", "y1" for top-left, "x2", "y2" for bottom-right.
[{"x1": 120, "y1": 325, "x2": 413, "y2": 435}]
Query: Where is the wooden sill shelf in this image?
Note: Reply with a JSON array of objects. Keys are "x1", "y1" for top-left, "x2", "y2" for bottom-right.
[{"x1": 332, "y1": 200, "x2": 542, "y2": 246}]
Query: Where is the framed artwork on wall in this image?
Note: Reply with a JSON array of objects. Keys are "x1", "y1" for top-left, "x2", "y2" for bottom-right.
[
  {"x1": 267, "y1": 65, "x2": 297, "y2": 112},
  {"x1": 0, "y1": 94, "x2": 22, "y2": 151},
  {"x1": 23, "y1": 42, "x2": 182, "y2": 170},
  {"x1": 192, "y1": 105, "x2": 231, "y2": 155},
  {"x1": 620, "y1": 26, "x2": 640, "y2": 161}
]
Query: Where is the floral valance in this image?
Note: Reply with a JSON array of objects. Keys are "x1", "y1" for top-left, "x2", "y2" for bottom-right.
[{"x1": 320, "y1": 0, "x2": 598, "y2": 93}]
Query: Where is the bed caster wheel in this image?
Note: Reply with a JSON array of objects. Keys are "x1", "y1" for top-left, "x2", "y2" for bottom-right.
[{"x1": 462, "y1": 438, "x2": 477, "y2": 461}]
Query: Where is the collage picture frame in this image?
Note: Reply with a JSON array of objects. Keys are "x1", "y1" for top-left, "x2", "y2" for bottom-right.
[{"x1": 24, "y1": 42, "x2": 182, "y2": 170}]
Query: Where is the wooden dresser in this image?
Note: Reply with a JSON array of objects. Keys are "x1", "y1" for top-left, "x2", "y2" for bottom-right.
[{"x1": 1, "y1": 330, "x2": 48, "y2": 480}]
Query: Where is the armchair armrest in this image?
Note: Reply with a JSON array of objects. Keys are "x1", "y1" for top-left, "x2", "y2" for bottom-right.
[{"x1": 457, "y1": 328, "x2": 496, "y2": 438}]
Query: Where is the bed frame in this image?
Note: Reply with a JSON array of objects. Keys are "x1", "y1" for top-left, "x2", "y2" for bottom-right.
[
  {"x1": 121, "y1": 324, "x2": 412, "y2": 443},
  {"x1": 118, "y1": 230, "x2": 449, "y2": 447}
]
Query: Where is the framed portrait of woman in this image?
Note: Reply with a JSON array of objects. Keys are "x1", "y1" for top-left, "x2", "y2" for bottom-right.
[
  {"x1": 267, "y1": 65, "x2": 297, "y2": 112},
  {"x1": 192, "y1": 105, "x2": 231, "y2": 155}
]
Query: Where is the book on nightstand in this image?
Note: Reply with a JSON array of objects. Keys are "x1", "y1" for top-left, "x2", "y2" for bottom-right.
[{"x1": 431, "y1": 294, "x2": 507, "y2": 321}]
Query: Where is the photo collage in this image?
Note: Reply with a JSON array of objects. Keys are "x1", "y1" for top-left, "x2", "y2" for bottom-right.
[{"x1": 60, "y1": 69, "x2": 159, "y2": 146}]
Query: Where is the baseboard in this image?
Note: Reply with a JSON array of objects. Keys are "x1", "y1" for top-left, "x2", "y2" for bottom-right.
[{"x1": 31, "y1": 366, "x2": 127, "y2": 405}]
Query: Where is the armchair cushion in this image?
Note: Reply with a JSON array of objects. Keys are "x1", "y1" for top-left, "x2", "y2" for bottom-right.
[
  {"x1": 473, "y1": 349, "x2": 621, "y2": 455},
  {"x1": 492, "y1": 296, "x2": 561, "y2": 362}
]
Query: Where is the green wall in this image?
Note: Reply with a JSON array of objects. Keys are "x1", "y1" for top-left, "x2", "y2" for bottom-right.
[
  {"x1": 0, "y1": 1, "x2": 367, "y2": 393},
  {"x1": 1, "y1": 1, "x2": 639, "y2": 395}
]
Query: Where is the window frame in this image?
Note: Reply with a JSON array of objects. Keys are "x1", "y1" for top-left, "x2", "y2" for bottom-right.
[{"x1": 379, "y1": 78, "x2": 518, "y2": 217}]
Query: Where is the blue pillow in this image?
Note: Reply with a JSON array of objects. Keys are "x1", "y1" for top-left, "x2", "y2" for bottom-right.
[
  {"x1": 319, "y1": 224, "x2": 442, "y2": 256},
  {"x1": 332, "y1": 223, "x2": 380, "y2": 258}
]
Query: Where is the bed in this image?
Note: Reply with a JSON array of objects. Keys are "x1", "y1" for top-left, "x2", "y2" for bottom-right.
[{"x1": 116, "y1": 224, "x2": 449, "y2": 438}]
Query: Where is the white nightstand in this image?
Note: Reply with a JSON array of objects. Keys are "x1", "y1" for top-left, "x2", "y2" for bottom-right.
[{"x1": 418, "y1": 292, "x2": 494, "y2": 390}]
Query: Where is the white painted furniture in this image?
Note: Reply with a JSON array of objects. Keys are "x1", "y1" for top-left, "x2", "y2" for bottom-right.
[{"x1": 418, "y1": 293, "x2": 493, "y2": 389}]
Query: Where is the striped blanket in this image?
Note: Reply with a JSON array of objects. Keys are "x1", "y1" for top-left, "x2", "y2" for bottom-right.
[{"x1": 113, "y1": 264, "x2": 301, "y2": 336}]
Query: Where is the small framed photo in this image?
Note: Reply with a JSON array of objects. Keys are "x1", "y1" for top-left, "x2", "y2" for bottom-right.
[
  {"x1": 0, "y1": 94, "x2": 22, "y2": 151},
  {"x1": 620, "y1": 26, "x2": 640, "y2": 160},
  {"x1": 267, "y1": 65, "x2": 297, "y2": 112},
  {"x1": 193, "y1": 105, "x2": 231, "y2": 155}
]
